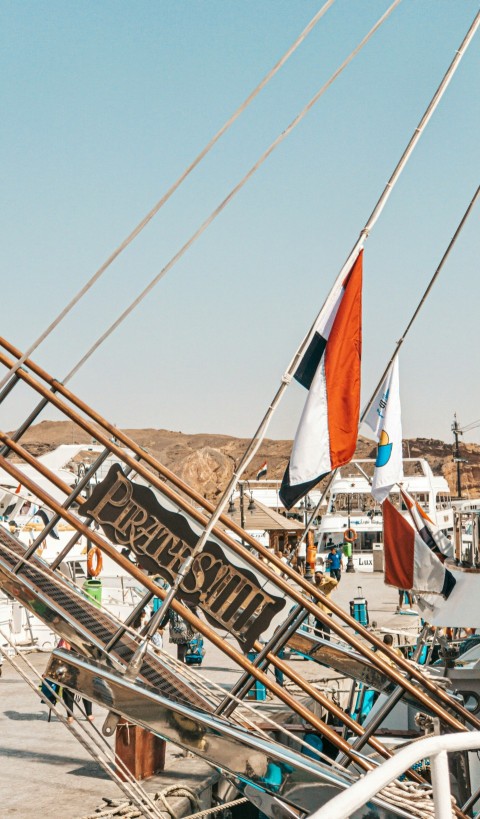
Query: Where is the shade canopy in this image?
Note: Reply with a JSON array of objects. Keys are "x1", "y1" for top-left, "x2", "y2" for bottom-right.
[{"x1": 223, "y1": 496, "x2": 304, "y2": 533}]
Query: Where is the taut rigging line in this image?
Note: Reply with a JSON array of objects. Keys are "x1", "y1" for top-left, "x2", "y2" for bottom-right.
[
  {"x1": 299, "y1": 183, "x2": 480, "y2": 541},
  {"x1": 0, "y1": 362, "x2": 478, "y2": 737},
  {"x1": 0, "y1": 1, "x2": 336, "y2": 392},
  {"x1": 0, "y1": 0, "x2": 399, "y2": 394},
  {"x1": 152, "y1": 10, "x2": 479, "y2": 632}
]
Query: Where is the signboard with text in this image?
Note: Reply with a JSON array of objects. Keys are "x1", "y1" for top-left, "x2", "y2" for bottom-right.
[{"x1": 80, "y1": 464, "x2": 287, "y2": 650}]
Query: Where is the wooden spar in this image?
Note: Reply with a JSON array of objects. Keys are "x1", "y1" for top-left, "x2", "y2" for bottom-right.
[
  {"x1": 260, "y1": 652, "x2": 470, "y2": 809},
  {"x1": 0, "y1": 436, "x2": 469, "y2": 812},
  {"x1": 0, "y1": 355, "x2": 475, "y2": 732},
  {"x1": 0, "y1": 451, "x2": 454, "y2": 800},
  {"x1": 0, "y1": 440, "x2": 441, "y2": 791},
  {"x1": 0, "y1": 344, "x2": 477, "y2": 731},
  {"x1": 0, "y1": 429, "x2": 472, "y2": 743},
  {"x1": 259, "y1": 647, "x2": 422, "y2": 781},
  {"x1": 0, "y1": 435, "x2": 423, "y2": 784},
  {"x1": 0, "y1": 449, "x2": 376, "y2": 770}
]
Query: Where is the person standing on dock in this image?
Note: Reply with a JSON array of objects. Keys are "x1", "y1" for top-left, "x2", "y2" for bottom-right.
[
  {"x1": 57, "y1": 638, "x2": 94, "y2": 723},
  {"x1": 396, "y1": 589, "x2": 413, "y2": 612},
  {"x1": 326, "y1": 544, "x2": 344, "y2": 582},
  {"x1": 167, "y1": 608, "x2": 197, "y2": 664},
  {"x1": 312, "y1": 570, "x2": 338, "y2": 641}
]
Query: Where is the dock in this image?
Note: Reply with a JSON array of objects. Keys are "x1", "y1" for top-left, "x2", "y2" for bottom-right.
[{"x1": 0, "y1": 572, "x2": 417, "y2": 818}]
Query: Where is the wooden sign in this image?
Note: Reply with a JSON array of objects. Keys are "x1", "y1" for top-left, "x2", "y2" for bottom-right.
[{"x1": 80, "y1": 465, "x2": 286, "y2": 649}]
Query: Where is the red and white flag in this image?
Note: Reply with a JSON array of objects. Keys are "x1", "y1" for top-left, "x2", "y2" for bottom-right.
[
  {"x1": 382, "y1": 498, "x2": 456, "y2": 598},
  {"x1": 280, "y1": 251, "x2": 362, "y2": 509},
  {"x1": 256, "y1": 461, "x2": 268, "y2": 481}
]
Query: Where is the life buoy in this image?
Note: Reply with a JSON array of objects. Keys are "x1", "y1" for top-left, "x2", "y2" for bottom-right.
[
  {"x1": 87, "y1": 546, "x2": 103, "y2": 577},
  {"x1": 344, "y1": 528, "x2": 357, "y2": 543}
]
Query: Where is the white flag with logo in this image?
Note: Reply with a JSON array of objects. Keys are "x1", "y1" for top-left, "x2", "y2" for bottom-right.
[{"x1": 364, "y1": 356, "x2": 403, "y2": 503}]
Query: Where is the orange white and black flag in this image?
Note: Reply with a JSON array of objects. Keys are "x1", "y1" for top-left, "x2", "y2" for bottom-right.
[{"x1": 279, "y1": 251, "x2": 362, "y2": 509}]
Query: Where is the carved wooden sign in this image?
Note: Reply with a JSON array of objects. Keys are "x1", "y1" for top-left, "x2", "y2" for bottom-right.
[{"x1": 80, "y1": 465, "x2": 286, "y2": 650}]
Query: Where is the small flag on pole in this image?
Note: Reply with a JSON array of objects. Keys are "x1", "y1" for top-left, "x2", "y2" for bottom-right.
[
  {"x1": 364, "y1": 356, "x2": 403, "y2": 503},
  {"x1": 279, "y1": 251, "x2": 362, "y2": 509},
  {"x1": 400, "y1": 487, "x2": 453, "y2": 559},
  {"x1": 256, "y1": 461, "x2": 268, "y2": 481},
  {"x1": 382, "y1": 498, "x2": 456, "y2": 598}
]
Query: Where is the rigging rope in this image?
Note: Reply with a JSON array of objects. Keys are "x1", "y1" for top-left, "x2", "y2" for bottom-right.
[
  {"x1": 0, "y1": 537, "x2": 358, "y2": 775},
  {"x1": 163, "y1": 7, "x2": 479, "y2": 607},
  {"x1": 360, "y1": 183, "x2": 480, "y2": 422},
  {"x1": 63, "y1": 0, "x2": 401, "y2": 385},
  {"x1": 0, "y1": 1, "x2": 335, "y2": 393},
  {"x1": 3, "y1": 545, "x2": 450, "y2": 804},
  {"x1": 70, "y1": 0, "x2": 403, "y2": 642},
  {"x1": 0, "y1": 633, "x2": 165, "y2": 819},
  {"x1": 82, "y1": 795, "x2": 248, "y2": 819},
  {"x1": 0, "y1": 642, "x2": 449, "y2": 819},
  {"x1": 300, "y1": 181, "x2": 480, "y2": 538},
  {"x1": 0, "y1": 15, "x2": 477, "y2": 694}
]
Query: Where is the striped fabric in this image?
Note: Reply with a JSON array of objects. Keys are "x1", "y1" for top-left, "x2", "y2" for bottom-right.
[
  {"x1": 280, "y1": 251, "x2": 362, "y2": 509},
  {"x1": 382, "y1": 498, "x2": 456, "y2": 598}
]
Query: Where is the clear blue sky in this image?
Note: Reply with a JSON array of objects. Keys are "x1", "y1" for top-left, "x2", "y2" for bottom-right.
[{"x1": 1, "y1": 1, "x2": 479, "y2": 448}]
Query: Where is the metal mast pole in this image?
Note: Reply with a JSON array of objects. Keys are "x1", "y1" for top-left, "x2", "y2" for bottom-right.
[
  {"x1": 155, "y1": 13, "x2": 480, "y2": 626},
  {"x1": 452, "y1": 413, "x2": 463, "y2": 499}
]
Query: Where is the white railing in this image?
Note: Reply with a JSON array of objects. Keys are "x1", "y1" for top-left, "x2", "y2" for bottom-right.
[{"x1": 309, "y1": 731, "x2": 480, "y2": 819}]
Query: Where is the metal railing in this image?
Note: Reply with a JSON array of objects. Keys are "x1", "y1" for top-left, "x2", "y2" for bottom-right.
[{"x1": 309, "y1": 731, "x2": 480, "y2": 819}]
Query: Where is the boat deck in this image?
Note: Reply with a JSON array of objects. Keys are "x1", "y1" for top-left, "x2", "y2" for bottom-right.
[{"x1": 0, "y1": 526, "x2": 213, "y2": 712}]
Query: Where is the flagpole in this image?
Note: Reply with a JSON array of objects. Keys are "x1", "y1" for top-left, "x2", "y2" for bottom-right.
[
  {"x1": 300, "y1": 185, "x2": 480, "y2": 547},
  {"x1": 360, "y1": 183, "x2": 480, "y2": 424},
  {"x1": 285, "y1": 10, "x2": 480, "y2": 379},
  {"x1": 291, "y1": 471, "x2": 337, "y2": 551},
  {"x1": 133, "y1": 13, "x2": 480, "y2": 619}
]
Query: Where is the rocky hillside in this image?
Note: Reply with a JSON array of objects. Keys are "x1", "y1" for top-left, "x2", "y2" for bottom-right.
[{"x1": 9, "y1": 420, "x2": 480, "y2": 500}]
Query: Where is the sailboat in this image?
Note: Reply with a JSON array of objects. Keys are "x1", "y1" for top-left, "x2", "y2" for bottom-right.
[{"x1": 0, "y1": 5, "x2": 479, "y2": 818}]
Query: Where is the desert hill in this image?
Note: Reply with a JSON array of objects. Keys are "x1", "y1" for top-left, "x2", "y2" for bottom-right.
[{"x1": 9, "y1": 420, "x2": 480, "y2": 501}]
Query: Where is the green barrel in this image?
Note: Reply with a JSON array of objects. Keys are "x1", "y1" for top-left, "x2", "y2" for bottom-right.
[
  {"x1": 83, "y1": 579, "x2": 102, "y2": 608},
  {"x1": 343, "y1": 542, "x2": 352, "y2": 558}
]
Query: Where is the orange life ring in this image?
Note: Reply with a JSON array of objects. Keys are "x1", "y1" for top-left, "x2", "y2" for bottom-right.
[
  {"x1": 344, "y1": 528, "x2": 357, "y2": 543},
  {"x1": 87, "y1": 546, "x2": 103, "y2": 577}
]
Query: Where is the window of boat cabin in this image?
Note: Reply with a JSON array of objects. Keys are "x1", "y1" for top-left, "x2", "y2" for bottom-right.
[
  {"x1": 332, "y1": 493, "x2": 371, "y2": 512},
  {"x1": 411, "y1": 492, "x2": 429, "y2": 507},
  {"x1": 358, "y1": 532, "x2": 382, "y2": 551}
]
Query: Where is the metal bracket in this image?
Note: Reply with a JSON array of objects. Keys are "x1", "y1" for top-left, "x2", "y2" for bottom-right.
[
  {"x1": 243, "y1": 785, "x2": 303, "y2": 818},
  {"x1": 103, "y1": 710, "x2": 122, "y2": 737}
]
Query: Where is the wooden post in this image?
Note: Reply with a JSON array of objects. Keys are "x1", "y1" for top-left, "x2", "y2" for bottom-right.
[{"x1": 115, "y1": 718, "x2": 166, "y2": 781}]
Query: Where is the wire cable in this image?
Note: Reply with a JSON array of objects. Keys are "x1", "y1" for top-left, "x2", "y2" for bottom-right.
[
  {"x1": 143, "y1": 6, "x2": 478, "y2": 631},
  {"x1": 0, "y1": 536, "x2": 358, "y2": 774},
  {"x1": 360, "y1": 184, "x2": 480, "y2": 422},
  {"x1": 0, "y1": 632, "x2": 165, "y2": 819},
  {"x1": 63, "y1": 0, "x2": 401, "y2": 384},
  {"x1": 0, "y1": 1, "x2": 335, "y2": 393}
]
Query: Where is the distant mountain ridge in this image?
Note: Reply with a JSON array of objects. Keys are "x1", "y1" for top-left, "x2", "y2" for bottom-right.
[{"x1": 10, "y1": 420, "x2": 480, "y2": 501}]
